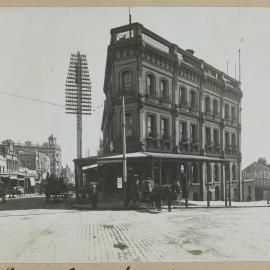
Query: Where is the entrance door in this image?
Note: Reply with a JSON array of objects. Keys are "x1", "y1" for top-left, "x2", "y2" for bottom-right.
[{"x1": 215, "y1": 186, "x2": 220, "y2": 201}]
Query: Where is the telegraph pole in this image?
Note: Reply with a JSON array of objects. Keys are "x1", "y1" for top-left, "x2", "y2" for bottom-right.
[{"x1": 65, "y1": 51, "x2": 91, "y2": 199}]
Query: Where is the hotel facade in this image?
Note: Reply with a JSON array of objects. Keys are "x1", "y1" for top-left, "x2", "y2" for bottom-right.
[{"x1": 75, "y1": 22, "x2": 243, "y2": 202}]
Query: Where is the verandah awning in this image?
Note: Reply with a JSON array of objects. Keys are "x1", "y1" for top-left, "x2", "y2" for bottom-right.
[{"x1": 96, "y1": 151, "x2": 228, "y2": 165}]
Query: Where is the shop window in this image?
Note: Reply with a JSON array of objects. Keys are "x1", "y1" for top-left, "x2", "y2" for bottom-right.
[
  {"x1": 121, "y1": 70, "x2": 132, "y2": 91},
  {"x1": 147, "y1": 115, "x2": 156, "y2": 138},
  {"x1": 161, "y1": 118, "x2": 169, "y2": 140},
  {"x1": 214, "y1": 164, "x2": 219, "y2": 181},
  {"x1": 160, "y1": 79, "x2": 169, "y2": 100},
  {"x1": 146, "y1": 73, "x2": 155, "y2": 96},
  {"x1": 191, "y1": 163, "x2": 198, "y2": 183},
  {"x1": 206, "y1": 163, "x2": 212, "y2": 182}
]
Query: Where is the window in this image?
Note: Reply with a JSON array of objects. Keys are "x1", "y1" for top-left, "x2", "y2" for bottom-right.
[
  {"x1": 213, "y1": 99, "x2": 218, "y2": 115},
  {"x1": 231, "y1": 106, "x2": 236, "y2": 120},
  {"x1": 205, "y1": 96, "x2": 211, "y2": 113},
  {"x1": 232, "y1": 163, "x2": 237, "y2": 180},
  {"x1": 121, "y1": 70, "x2": 132, "y2": 91},
  {"x1": 191, "y1": 163, "x2": 198, "y2": 183},
  {"x1": 190, "y1": 124, "x2": 197, "y2": 143},
  {"x1": 147, "y1": 115, "x2": 156, "y2": 138},
  {"x1": 160, "y1": 79, "x2": 169, "y2": 99},
  {"x1": 205, "y1": 127, "x2": 211, "y2": 146},
  {"x1": 180, "y1": 122, "x2": 187, "y2": 142},
  {"x1": 231, "y1": 133, "x2": 237, "y2": 148},
  {"x1": 206, "y1": 163, "x2": 212, "y2": 182},
  {"x1": 125, "y1": 113, "x2": 133, "y2": 137},
  {"x1": 179, "y1": 86, "x2": 187, "y2": 105},
  {"x1": 213, "y1": 129, "x2": 219, "y2": 146},
  {"x1": 190, "y1": 90, "x2": 197, "y2": 108},
  {"x1": 161, "y1": 118, "x2": 169, "y2": 140},
  {"x1": 225, "y1": 131, "x2": 230, "y2": 147},
  {"x1": 146, "y1": 74, "x2": 155, "y2": 96},
  {"x1": 214, "y1": 164, "x2": 219, "y2": 181},
  {"x1": 225, "y1": 103, "x2": 230, "y2": 119}
]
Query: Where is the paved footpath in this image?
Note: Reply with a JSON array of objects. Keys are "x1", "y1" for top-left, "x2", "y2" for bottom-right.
[{"x1": 0, "y1": 197, "x2": 270, "y2": 262}]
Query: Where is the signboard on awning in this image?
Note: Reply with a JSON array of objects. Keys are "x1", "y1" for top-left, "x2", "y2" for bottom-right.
[
  {"x1": 30, "y1": 177, "x2": 35, "y2": 187},
  {"x1": 10, "y1": 175, "x2": 17, "y2": 180},
  {"x1": 117, "y1": 177, "x2": 122, "y2": 189}
]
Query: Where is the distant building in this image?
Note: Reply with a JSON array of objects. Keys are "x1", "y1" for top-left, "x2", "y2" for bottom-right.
[
  {"x1": 61, "y1": 164, "x2": 74, "y2": 183},
  {"x1": 242, "y1": 161, "x2": 270, "y2": 201},
  {"x1": 13, "y1": 135, "x2": 62, "y2": 177},
  {"x1": 0, "y1": 140, "x2": 23, "y2": 190}
]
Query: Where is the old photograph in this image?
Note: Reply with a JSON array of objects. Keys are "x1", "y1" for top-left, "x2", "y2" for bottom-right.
[{"x1": 0, "y1": 6, "x2": 269, "y2": 263}]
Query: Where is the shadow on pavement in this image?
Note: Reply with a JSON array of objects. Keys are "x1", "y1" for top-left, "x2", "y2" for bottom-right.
[{"x1": 0, "y1": 196, "x2": 71, "y2": 211}]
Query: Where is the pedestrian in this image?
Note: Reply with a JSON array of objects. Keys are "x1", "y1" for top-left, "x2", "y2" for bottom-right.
[
  {"x1": 165, "y1": 185, "x2": 173, "y2": 212},
  {"x1": 154, "y1": 184, "x2": 162, "y2": 211},
  {"x1": 91, "y1": 184, "x2": 99, "y2": 210}
]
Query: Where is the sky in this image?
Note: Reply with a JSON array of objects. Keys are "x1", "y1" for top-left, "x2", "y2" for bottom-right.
[{"x1": 0, "y1": 7, "x2": 269, "y2": 169}]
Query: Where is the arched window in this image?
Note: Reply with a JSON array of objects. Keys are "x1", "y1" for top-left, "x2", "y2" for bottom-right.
[
  {"x1": 146, "y1": 73, "x2": 155, "y2": 96},
  {"x1": 179, "y1": 86, "x2": 187, "y2": 106},
  {"x1": 232, "y1": 163, "x2": 237, "y2": 180},
  {"x1": 190, "y1": 90, "x2": 197, "y2": 108},
  {"x1": 160, "y1": 79, "x2": 169, "y2": 99},
  {"x1": 213, "y1": 99, "x2": 218, "y2": 115},
  {"x1": 214, "y1": 164, "x2": 219, "y2": 182},
  {"x1": 205, "y1": 96, "x2": 211, "y2": 113},
  {"x1": 225, "y1": 103, "x2": 230, "y2": 119},
  {"x1": 121, "y1": 70, "x2": 132, "y2": 91}
]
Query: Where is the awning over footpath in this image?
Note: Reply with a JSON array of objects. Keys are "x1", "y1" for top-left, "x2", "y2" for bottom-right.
[
  {"x1": 82, "y1": 164, "x2": 98, "y2": 171},
  {"x1": 96, "y1": 151, "x2": 228, "y2": 165}
]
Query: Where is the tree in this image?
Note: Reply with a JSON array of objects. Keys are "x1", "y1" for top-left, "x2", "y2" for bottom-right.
[{"x1": 258, "y1": 157, "x2": 267, "y2": 165}]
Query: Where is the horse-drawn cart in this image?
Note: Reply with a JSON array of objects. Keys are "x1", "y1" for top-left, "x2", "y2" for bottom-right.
[{"x1": 43, "y1": 175, "x2": 69, "y2": 202}]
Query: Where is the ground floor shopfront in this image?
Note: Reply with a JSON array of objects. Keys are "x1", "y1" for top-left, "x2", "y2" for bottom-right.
[
  {"x1": 0, "y1": 173, "x2": 42, "y2": 195},
  {"x1": 74, "y1": 152, "x2": 242, "y2": 203}
]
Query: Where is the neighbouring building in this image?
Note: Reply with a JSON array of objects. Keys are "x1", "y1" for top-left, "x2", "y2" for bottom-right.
[
  {"x1": 13, "y1": 135, "x2": 62, "y2": 177},
  {"x1": 0, "y1": 140, "x2": 24, "y2": 191},
  {"x1": 242, "y1": 161, "x2": 270, "y2": 201},
  {"x1": 74, "y1": 22, "x2": 243, "y2": 202}
]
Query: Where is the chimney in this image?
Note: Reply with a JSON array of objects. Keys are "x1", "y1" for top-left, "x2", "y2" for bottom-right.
[{"x1": 186, "y1": 49, "x2": 195, "y2": 55}]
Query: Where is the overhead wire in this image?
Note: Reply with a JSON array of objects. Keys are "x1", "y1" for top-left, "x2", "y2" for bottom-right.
[{"x1": 0, "y1": 90, "x2": 103, "y2": 113}]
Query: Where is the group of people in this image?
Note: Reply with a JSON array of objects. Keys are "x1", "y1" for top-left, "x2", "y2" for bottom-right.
[{"x1": 125, "y1": 175, "x2": 181, "y2": 212}]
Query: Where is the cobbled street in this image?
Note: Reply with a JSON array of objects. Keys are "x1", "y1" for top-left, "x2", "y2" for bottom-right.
[{"x1": 0, "y1": 196, "x2": 269, "y2": 262}]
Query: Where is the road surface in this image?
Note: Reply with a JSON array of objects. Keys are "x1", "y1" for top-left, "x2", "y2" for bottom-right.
[{"x1": 0, "y1": 196, "x2": 269, "y2": 262}]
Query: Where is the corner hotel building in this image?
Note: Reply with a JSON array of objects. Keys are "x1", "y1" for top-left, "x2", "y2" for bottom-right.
[{"x1": 75, "y1": 22, "x2": 243, "y2": 202}]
